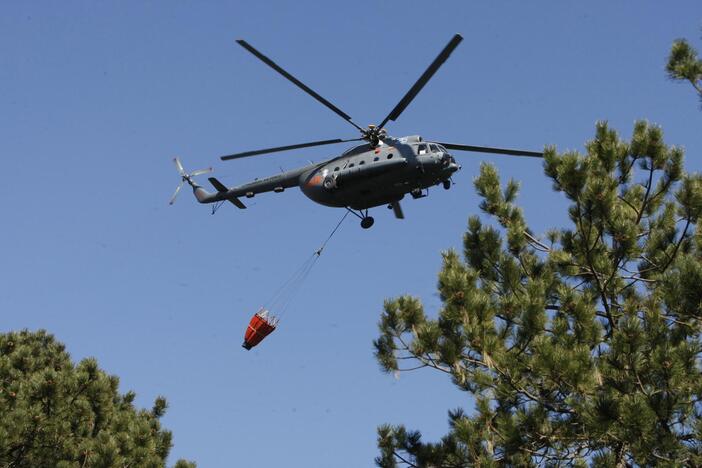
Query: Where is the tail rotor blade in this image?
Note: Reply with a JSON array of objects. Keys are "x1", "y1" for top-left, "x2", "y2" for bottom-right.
[
  {"x1": 170, "y1": 158, "x2": 212, "y2": 206},
  {"x1": 169, "y1": 182, "x2": 184, "y2": 205},
  {"x1": 190, "y1": 167, "x2": 213, "y2": 177},
  {"x1": 173, "y1": 157, "x2": 186, "y2": 175}
]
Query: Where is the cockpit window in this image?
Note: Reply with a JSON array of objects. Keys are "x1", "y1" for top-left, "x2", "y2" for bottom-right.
[
  {"x1": 437, "y1": 144, "x2": 447, "y2": 152},
  {"x1": 429, "y1": 144, "x2": 439, "y2": 152},
  {"x1": 417, "y1": 144, "x2": 428, "y2": 155}
]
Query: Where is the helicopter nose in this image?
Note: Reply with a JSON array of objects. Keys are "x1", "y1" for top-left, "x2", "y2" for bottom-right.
[{"x1": 448, "y1": 162, "x2": 460, "y2": 173}]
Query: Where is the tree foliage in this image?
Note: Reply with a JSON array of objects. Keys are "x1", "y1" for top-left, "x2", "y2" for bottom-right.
[
  {"x1": 667, "y1": 35, "x2": 702, "y2": 104},
  {"x1": 0, "y1": 329, "x2": 195, "y2": 468},
  {"x1": 374, "y1": 121, "x2": 702, "y2": 466}
]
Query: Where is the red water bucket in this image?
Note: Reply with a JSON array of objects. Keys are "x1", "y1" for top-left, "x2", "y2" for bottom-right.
[{"x1": 242, "y1": 309, "x2": 277, "y2": 350}]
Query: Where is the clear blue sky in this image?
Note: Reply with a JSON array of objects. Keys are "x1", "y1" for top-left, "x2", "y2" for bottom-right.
[{"x1": 2, "y1": 2, "x2": 701, "y2": 466}]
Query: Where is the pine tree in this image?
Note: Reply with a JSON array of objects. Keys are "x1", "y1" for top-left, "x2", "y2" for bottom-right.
[
  {"x1": 374, "y1": 121, "x2": 702, "y2": 466},
  {"x1": 667, "y1": 34, "x2": 702, "y2": 104},
  {"x1": 0, "y1": 329, "x2": 196, "y2": 468}
]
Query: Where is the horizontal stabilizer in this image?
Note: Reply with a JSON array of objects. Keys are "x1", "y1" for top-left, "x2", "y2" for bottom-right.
[
  {"x1": 209, "y1": 177, "x2": 228, "y2": 192},
  {"x1": 229, "y1": 197, "x2": 246, "y2": 209},
  {"x1": 208, "y1": 177, "x2": 246, "y2": 209}
]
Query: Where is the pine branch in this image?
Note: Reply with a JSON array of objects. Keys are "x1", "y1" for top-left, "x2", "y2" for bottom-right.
[
  {"x1": 617, "y1": 195, "x2": 640, "y2": 215},
  {"x1": 396, "y1": 364, "x2": 429, "y2": 372},
  {"x1": 659, "y1": 218, "x2": 692, "y2": 273},
  {"x1": 575, "y1": 199, "x2": 615, "y2": 331},
  {"x1": 392, "y1": 450, "x2": 419, "y2": 467},
  {"x1": 393, "y1": 332, "x2": 451, "y2": 374},
  {"x1": 523, "y1": 231, "x2": 551, "y2": 252},
  {"x1": 636, "y1": 164, "x2": 656, "y2": 225}
]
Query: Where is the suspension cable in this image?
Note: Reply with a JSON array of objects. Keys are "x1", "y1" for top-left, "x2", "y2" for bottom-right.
[{"x1": 269, "y1": 211, "x2": 350, "y2": 321}]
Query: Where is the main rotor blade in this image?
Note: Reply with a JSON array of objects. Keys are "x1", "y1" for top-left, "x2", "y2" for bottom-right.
[
  {"x1": 438, "y1": 142, "x2": 543, "y2": 158},
  {"x1": 236, "y1": 39, "x2": 364, "y2": 133},
  {"x1": 377, "y1": 34, "x2": 463, "y2": 130},
  {"x1": 221, "y1": 138, "x2": 363, "y2": 161}
]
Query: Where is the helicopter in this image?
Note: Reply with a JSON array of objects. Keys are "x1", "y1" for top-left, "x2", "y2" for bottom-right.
[{"x1": 170, "y1": 34, "x2": 543, "y2": 229}]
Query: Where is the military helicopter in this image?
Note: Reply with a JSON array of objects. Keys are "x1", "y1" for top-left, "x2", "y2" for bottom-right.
[{"x1": 170, "y1": 34, "x2": 542, "y2": 229}]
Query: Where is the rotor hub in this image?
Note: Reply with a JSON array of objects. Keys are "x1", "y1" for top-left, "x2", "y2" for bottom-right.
[{"x1": 362, "y1": 125, "x2": 387, "y2": 147}]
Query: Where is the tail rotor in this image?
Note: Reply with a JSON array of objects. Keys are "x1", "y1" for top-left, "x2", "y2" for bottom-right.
[{"x1": 169, "y1": 157, "x2": 213, "y2": 205}]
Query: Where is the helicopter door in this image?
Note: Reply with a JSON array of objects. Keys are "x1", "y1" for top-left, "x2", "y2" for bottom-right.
[{"x1": 416, "y1": 143, "x2": 428, "y2": 155}]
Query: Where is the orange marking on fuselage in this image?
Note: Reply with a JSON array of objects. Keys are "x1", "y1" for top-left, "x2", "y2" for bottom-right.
[{"x1": 307, "y1": 175, "x2": 323, "y2": 186}]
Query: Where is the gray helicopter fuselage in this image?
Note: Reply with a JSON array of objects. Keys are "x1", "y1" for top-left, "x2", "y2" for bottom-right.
[
  {"x1": 192, "y1": 135, "x2": 460, "y2": 214},
  {"x1": 298, "y1": 135, "x2": 459, "y2": 210}
]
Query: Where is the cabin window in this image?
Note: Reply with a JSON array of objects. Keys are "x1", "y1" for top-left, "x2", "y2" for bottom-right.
[
  {"x1": 349, "y1": 163, "x2": 355, "y2": 167},
  {"x1": 387, "y1": 154, "x2": 393, "y2": 159},
  {"x1": 334, "y1": 167, "x2": 340, "y2": 171},
  {"x1": 417, "y1": 144, "x2": 428, "y2": 155},
  {"x1": 359, "y1": 160, "x2": 365, "y2": 165},
  {"x1": 373, "y1": 156, "x2": 379, "y2": 162}
]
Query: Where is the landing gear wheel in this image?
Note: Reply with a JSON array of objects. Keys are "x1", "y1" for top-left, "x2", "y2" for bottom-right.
[
  {"x1": 360, "y1": 216, "x2": 375, "y2": 229},
  {"x1": 443, "y1": 179, "x2": 451, "y2": 190}
]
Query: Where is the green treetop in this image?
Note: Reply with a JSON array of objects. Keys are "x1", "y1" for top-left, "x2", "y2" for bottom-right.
[
  {"x1": 0, "y1": 329, "x2": 196, "y2": 468},
  {"x1": 667, "y1": 36, "x2": 702, "y2": 104},
  {"x1": 374, "y1": 121, "x2": 702, "y2": 466}
]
